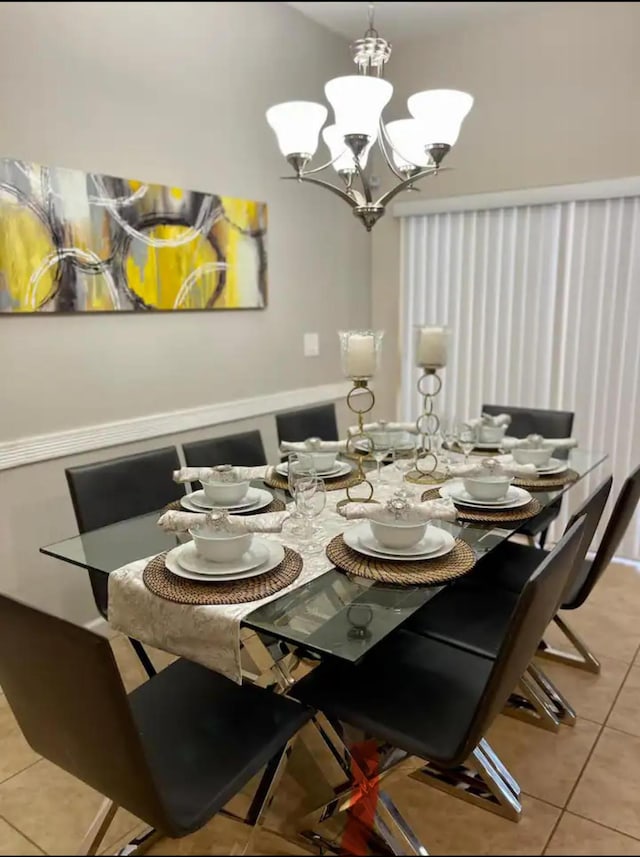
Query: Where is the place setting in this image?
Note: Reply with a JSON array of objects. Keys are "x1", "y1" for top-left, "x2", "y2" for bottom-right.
[
  {"x1": 326, "y1": 494, "x2": 477, "y2": 586},
  {"x1": 265, "y1": 438, "x2": 363, "y2": 492},
  {"x1": 421, "y1": 456, "x2": 544, "y2": 523},
  {"x1": 498, "y1": 434, "x2": 580, "y2": 489},
  {"x1": 170, "y1": 464, "x2": 286, "y2": 514},
  {"x1": 145, "y1": 508, "x2": 302, "y2": 605}
]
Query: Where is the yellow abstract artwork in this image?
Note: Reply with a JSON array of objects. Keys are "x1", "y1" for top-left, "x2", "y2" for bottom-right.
[{"x1": 0, "y1": 159, "x2": 267, "y2": 312}]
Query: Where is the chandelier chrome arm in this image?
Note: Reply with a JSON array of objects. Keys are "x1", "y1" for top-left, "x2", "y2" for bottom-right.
[
  {"x1": 375, "y1": 165, "x2": 442, "y2": 209},
  {"x1": 376, "y1": 118, "x2": 409, "y2": 183},
  {"x1": 281, "y1": 174, "x2": 359, "y2": 208}
]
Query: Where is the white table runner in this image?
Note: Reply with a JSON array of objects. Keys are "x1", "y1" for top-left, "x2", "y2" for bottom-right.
[{"x1": 108, "y1": 477, "x2": 400, "y2": 684}]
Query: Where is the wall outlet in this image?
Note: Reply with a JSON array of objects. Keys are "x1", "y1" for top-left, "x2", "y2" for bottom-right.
[{"x1": 304, "y1": 332, "x2": 320, "y2": 357}]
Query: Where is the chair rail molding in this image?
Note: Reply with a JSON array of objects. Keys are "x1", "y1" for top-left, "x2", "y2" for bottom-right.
[{"x1": 0, "y1": 381, "x2": 350, "y2": 471}]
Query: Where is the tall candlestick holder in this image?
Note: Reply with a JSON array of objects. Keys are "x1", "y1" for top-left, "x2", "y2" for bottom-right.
[
  {"x1": 414, "y1": 368, "x2": 443, "y2": 475},
  {"x1": 338, "y1": 330, "x2": 384, "y2": 506}
]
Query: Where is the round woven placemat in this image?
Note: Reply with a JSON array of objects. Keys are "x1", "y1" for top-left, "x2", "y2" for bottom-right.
[
  {"x1": 512, "y1": 469, "x2": 579, "y2": 491},
  {"x1": 167, "y1": 497, "x2": 286, "y2": 514},
  {"x1": 420, "y1": 488, "x2": 543, "y2": 524},
  {"x1": 143, "y1": 547, "x2": 302, "y2": 605},
  {"x1": 326, "y1": 534, "x2": 475, "y2": 586},
  {"x1": 264, "y1": 470, "x2": 363, "y2": 493}
]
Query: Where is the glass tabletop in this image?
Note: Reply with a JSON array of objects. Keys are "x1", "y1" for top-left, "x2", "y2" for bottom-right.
[{"x1": 40, "y1": 449, "x2": 609, "y2": 663}]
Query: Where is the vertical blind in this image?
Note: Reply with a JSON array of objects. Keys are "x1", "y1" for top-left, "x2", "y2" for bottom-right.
[{"x1": 400, "y1": 195, "x2": 640, "y2": 560}]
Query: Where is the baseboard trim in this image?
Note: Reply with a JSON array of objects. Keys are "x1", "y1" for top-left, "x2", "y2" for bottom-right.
[{"x1": 0, "y1": 381, "x2": 349, "y2": 471}]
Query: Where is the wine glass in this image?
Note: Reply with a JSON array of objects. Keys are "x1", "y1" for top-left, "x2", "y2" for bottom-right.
[
  {"x1": 287, "y1": 452, "x2": 316, "y2": 534},
  {"x1": 392, "y1": 439, "x2": 418, "y2": 497},
  {"x1": 370, "y1": 431, "x2": 392, "y2": 484},
  {"x1": 456, "y1": 421, "x2": 477, "y2": 464},
  {"x1": 295, "y1": 477, "x2": 327, "y2": 554},
  {"x1": 440, "y1": 417, "x2": 456, "y2": 466}
]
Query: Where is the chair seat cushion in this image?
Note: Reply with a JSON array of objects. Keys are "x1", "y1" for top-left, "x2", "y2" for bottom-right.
[
  {"x1": 404, "y1": 582, "x2": 520, "y2": 659},
  {"x1": 460, "y1": 540, "x2": 547, "y2": 595},
  {"x1": 129, "y1": 659, "x2": 311, "y2": 836},
  {"x1": 292, "y1": 630, "x2": 492, "y2": 767}
]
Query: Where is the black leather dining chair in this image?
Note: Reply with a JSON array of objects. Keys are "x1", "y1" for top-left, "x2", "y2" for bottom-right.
[
  {"x1": 0, "y1": 593, "x2": 311, "y2": 855},
  {"x1": 276, "y1": 403, "x2": 339, "y2": 444},
  {"x1": 183, "y1": 430, "x2": 267, "y2": 469},
  {"x1": 482, "y1": 403, "x2": 575, "y2": 548},
  {"x1": 405, "y1": 477, "x2": 612, "y2": 730},
  {"x1": 293, "y1": 520, "x2": 585, "y2": 823},
  {"x1": 65, "y1": 446, "x2": 184, "y2": 677}
]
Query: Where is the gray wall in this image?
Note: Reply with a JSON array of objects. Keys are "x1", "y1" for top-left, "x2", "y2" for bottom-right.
[
  {"x1": 371, "y1": 0, "x2": 640, "y2": 416},
  {"x1": 0, "y1": 1, "x2": 370, "y2": 622}
]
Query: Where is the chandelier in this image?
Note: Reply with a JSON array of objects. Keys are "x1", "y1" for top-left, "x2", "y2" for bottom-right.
[{"x1": 265, "y1": 5, "x2": 473, "y2": 232}]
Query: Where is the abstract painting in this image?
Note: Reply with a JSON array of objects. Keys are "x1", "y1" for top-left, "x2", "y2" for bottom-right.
[{"x1": 0, "y1": 158, "x2": 267, "y2": 312}]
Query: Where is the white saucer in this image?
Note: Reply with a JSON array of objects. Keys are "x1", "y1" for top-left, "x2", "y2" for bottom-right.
[
  {"x1": 176, "y1": 540, "x2": 269, "y2": 575},
  {"x1": 359, "y1": 525, "x2": 446, "y2": 557},
  {"x1": 180, "y1": 487, "x2": 273, "y2": 514},
  {"x1": 343, "y1": 522, "x2": 455, "y2": 562},
  {"x1": 440, "y1": 481, "x2": 532, "y2": 509},
  {"x1": 165, "y1": 539, "x2": 285, "y2": 582},
  {"x1": 536, "y1": 458, "x2": 569, "y2": 475},
  {"x1": 275, "y1": 461, "x2": 351, "y2": 479}
]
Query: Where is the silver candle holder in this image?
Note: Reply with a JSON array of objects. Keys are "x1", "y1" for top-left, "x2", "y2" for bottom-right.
[{"x1": 413, "y1": 326, "x2": 449, "y2": 476}]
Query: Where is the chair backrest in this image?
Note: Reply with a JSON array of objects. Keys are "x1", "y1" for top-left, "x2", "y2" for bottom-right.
[
  {"x1": 65, "y1": 447, "x2": 183, "y2": 618},
  {"x1": 482, "y1": 404, "x2": 574, "y2": 440},
  {"x1": 458, "y1": 518, "x2": 585, "y2": 762},
  {"x1": 276, "y1": 403, "x2": 339, "y2": 445},
  {"x1": 183, "y1": 430, "x2": 266, "y2": 469},
  {"x1": 559, "y1": 475, "x2": 613, "y2": 607},
  {"x1": 0, "y1": 594, "x2": 169, "y2": 830},
  {"x1": 563, "y1": 463, "x2": 640, "y2": 610}
]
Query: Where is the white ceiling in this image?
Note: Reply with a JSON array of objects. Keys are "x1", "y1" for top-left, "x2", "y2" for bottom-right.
[{"x1": 287, "y1": 1, "x2": 537, "y2": 43}]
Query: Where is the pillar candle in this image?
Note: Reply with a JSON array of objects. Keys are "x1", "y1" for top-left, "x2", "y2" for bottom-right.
[
  {"x1": 346, "y1": 333, "x2": 376, "y2": 378},
  {"x1": 416, "y1": 326, "x2": 448, "y2": 368}
]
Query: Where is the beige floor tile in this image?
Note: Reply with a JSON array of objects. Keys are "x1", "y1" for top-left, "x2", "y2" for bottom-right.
[
  {"x1": 486, "y1": 713, "x2": 600, "y2": 808},
  {"x1": 607, "y1": 666, "x2": 640, "y2": 737},
  {"x1": 532, "y1": 653, "x2": 628, "y2": 725},
  {"x1": 146, "y1": 813, "x2": 307, "y2": 856},
  {"x1": 544, "y1": 605, "x2": 640, "y2": 664},
  {"x1": 0, "y1": 759, "x2": 140, "y2": 855},
  {"x1": 0, "y1": 696, "x2": 40, "y2": 785},
  {"x1": 545, "y1": 812, "x2": 640, "y2": 855},
  {"x1": 586, "y1": 562, "x2": 640, "y2": 614},
  {"x1": 0, "y1": 817, "x2": 43, "y2": 855},
  {"x1": 569, "y1": 727, "x2": 640, "y2": 838},
  {"x1": 387, "y1": 778, "x2": 560, "y2": 855}
]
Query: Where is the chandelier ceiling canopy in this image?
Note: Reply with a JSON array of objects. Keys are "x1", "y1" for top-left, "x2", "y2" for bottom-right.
[{"x1": 266, "y1": 4, "x2": 473, "y2": 232}]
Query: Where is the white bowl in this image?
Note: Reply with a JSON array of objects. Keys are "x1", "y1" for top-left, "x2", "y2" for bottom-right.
[
  {"x1": 188, "y1": 527, "x2": 254, "y2": 563},
  {"x1": 201, "y1": 479, "x2": 250, "y2": 506},
  {"x1": 512, "y1": 447, "x2": 553, "y2": 467},
  {"x1": 479, "y1": 425, "x2": 506, "y2": 444},
  {"x1": 369, "y1": 519, "x2": 427, "y2": 550},
  {"x1": 463, "y1": 475, "x2": 511, "y2": 501},
  {"x1": 309, "y1": 452, "x2": 338, "y2": 473}
]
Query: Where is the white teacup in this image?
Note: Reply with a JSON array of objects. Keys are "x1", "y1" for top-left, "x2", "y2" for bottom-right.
[
  {"x1": 479, "y1": 425, "x2": 506, "y2": 444},
  {"x1": 512, "y1": 447, "x2": 553, "y2": 467},
  {"x1": 369, "y1": 519, "x2": 427, "y2": 550},
  {"x1": 202, "y1": 479, "x2": 250, "y2": 506},
  {"x1": 308, "y1": 451, "x2": 338, "y2": 474},
  {"x1": 189, "y1": 526, "x2": 253, "y2": 563},
  {"x1": 463, "y1": 475, "x2": 511, "y2": 501}
]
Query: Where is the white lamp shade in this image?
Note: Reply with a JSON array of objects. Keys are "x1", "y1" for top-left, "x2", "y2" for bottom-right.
[
  {"x1": 385, "y1": 119, "x2": 433, "y2": 169},
  {"x1": 265, "y1": 101, "x2": 328, "y2": 157},
  {"x1": 322, "y1": 124, "x2": 375, "y2": 172},
  {"x1": 324, "y1": 76, "x2": 393, "y2": 138},
  {"x1": 407, "y1": 89, "x2": 473, "y2": 147}
]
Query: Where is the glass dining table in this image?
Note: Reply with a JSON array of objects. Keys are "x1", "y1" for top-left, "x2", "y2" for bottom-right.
[{"x1": 40, "y1": 449, "x2": 609, "y2": 666}]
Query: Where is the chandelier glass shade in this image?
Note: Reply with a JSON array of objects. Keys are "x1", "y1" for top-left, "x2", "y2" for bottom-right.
[{"x1": 265, "y1": 6, "x2": 473, "y2": 232}]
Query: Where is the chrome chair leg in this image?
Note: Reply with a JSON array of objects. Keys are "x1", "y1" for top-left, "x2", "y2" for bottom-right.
[
  {"x1": 527, "y1": 662, "x2": 577, "y2": 727},
  {"x1": 77, "y1": 798, "x2": 118, "y2": 855},
  {"x1": 504, "y1": 669, "x2": 561, "y2": 732},
  {"x1": 239, "y1": 739, "x2": 296, "y2": 855},
  {"x1": 537, "y1": 614, "x2": 601, "y2": 674},
  {"x1": 411, "y1": 740, "x2": 522, "y2": 822}
]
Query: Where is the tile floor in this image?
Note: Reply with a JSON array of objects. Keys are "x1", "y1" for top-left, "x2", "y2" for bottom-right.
[{"x1": 0, "y1": 561, "x2": 639, "y2": 855}]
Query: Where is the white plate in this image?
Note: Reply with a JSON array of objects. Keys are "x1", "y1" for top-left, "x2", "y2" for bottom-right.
[
  {"x1": 495, "y1": 454, "x2": 569, "y2": 476},
  {"x1": 440, "y1": 480, "x2": 532, "y2": 509},
  {"x1": 176, "y1": 540, "x2": 269, "y2": 575},
  {"x1": 343, "y1": 522, "x2": 455, "y2": 562},
  {"x1": 275, "y1": 461, "x2": 351, "y2": 479},
  {"x1": 180, "y1": 487, "x2": 273, "y2": 514},
  {"x1": 359, "y1": 525, "x2": 446, "y2": 557},
  {"x1": 165, "y1": 539, "x2": 285, "y2": 582}
]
